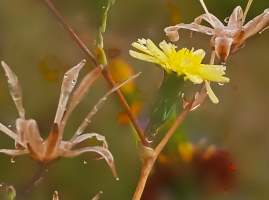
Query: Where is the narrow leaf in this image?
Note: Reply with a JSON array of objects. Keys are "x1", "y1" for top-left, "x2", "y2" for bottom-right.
[
  {"x1": 70, "y1": 72, "x2": 141, "y2": 142},
  {"x1": 1, "y1": 61, "x2": 25, "y2": 119},
  {"x1": 64, "y1": 146, "x2": 118, "y2": 179},
  {"x1": 54, "y1": 59, "x2": 85, "y2": 124}
]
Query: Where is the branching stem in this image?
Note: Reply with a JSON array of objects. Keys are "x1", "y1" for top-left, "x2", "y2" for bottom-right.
[
  {"x1": 16, "y1": 163, "x2": 47, "y2": 200},
  {"x1": 41, "y1": 0, "x2": 148, "y2": 146},
  {"x1": 132, "y1": 97, "x2": 195, "y2": 200}
]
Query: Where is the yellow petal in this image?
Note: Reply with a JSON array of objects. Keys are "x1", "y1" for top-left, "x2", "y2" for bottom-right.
[
  {"x1": 159, "y1": 40, "x2": 176, "y2": 56},
  {"x1": 205, "y1": 80, "x2": 219, "y2": 104},
  {"x1": 200, "y1": 64, "x2": 226, "y2": 75},
  {"x1": 138, "y1": 38, "x2": 147, "y2": 45},
  {"x1": 129, "y1": 50, "x2": 161, "y2": 64},
  {"x1": 193, "y1": 49, "x2": 206, "y2": 60},
  {"x1": 185, "y1": 73, "x2": 203, "y2": 84},
  {"x1": 146, "y1": 39, "x2": 168, "y2": 63},
  {"x1": 132, "y1": 42, "x2": 153, "y2": 56},
  {"x1": 199, "y1": 64, "x2": 230, "y2": 83}
]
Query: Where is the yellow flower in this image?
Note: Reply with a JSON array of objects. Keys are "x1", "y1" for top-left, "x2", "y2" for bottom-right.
[{"x1": 129, "y1": 39, "x2": 230, "y2": 103}]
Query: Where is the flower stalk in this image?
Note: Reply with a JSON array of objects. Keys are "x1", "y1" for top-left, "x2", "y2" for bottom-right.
[
  {"x1": 41, "y1": 0, "x2": 148, "y2": 146},
  {"x1": 132, "y1": 96, "x2": 195, "y2": 200}
]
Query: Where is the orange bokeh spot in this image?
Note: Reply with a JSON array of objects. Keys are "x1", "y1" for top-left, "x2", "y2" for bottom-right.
[
  {"x1": 167, "y1": 1, "x2": 181, "y2": 25},
  {"x1": 108, "y1": 58, "x2": 135, "y2": 94},
  {"x1": 178, "y1": 141, "x2": 194, "y2": 163},
  {"x1": 117, "y1": 100, "x2": 142, "y2": 125},
  {"x1": 158, "y1": 153, "x2": 177, "y2": 164},
  {"x1": 224, "y1": 130, "x2": 229, "y2": 139},
  {"x1": 228, "y1": 163, "x2": 235, "y2": 171}
]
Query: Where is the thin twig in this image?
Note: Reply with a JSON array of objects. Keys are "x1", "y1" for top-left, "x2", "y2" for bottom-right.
[
  {"x1": 41, "y1": 0, "x2": 148, "y2": 146},
  {"x1": 132, "y1": 97, "x2": 195, "y2": 200}
]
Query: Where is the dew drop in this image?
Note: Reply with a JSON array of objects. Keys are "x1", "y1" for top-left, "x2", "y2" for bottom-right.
[
  {"x1": 102, "y1": 97, "x2": 107, "y2": 101},
  {"x1": 8, "y1": 125, "x2": 11, "y2": 128},
  {"x1": 218, "y1": 83, "x2": 224, "y2": 86},
  {"x1": 116, "y1": 178, "x2": 119, "y2": 181},
  {"x1": 11, "y1": 157, "x2": 15, "y2": 163},
  {"x1": 84, "y1": 161, "x2": 87, "y2": 164},
  {"x1": 206, "y1": 30, "x2": 213, "y2": 35}
]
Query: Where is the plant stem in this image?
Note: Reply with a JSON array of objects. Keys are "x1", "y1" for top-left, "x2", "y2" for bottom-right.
[
  {"x1": 16, "y1": 163, "x2": 47, "y2": 200},
  {"x1": 132, "y1": 97, "x2": 194, "y2": 200},
  {"x1": 41, "y1": 0, "x2": 148, "y2": 146}
]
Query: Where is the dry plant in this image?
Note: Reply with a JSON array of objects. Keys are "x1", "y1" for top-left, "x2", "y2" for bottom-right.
[
  {"x1": 164, "y1": 0, "x2": 269, "y2": 63},
  {"x1": 0, "y1": 0, "x2": 268, "y2": 200}
]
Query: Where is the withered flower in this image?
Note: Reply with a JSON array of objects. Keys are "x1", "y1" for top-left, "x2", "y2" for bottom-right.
[
  {"x1": 0, "y1": 60, "x2": 139, "y2": 179},
  {"x1": 164, "y1": 0, "x2": 269, "y2": 63}
]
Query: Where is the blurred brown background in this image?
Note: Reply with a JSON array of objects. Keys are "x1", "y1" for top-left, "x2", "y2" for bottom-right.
[{"x1": 0, "y1": 0, "x2": 268, "y2": 199}]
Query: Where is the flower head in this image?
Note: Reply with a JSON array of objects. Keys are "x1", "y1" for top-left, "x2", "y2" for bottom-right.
[
  {"x1": 164, "y1": 0, "x2": 269, "y2": 63},
  {"x1": 130, "y1": 39, "x2": 229, "y2": 103},
  {"x1": 0, "y1": 60, "x2": 139, "y2": 179}
]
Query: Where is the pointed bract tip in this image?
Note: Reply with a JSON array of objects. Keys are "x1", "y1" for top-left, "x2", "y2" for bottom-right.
[{"x1": 1, "y1": 61, "x2": 8, "y2": 68}]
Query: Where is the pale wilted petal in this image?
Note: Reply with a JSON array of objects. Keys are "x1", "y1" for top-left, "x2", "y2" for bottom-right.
[
  {"x1": 92, "y1": 191, "x2": 103, "y2": 200},
  {"x1": 16, "y1": 118, "x2": 27, "y2": 142},
  {"x1": 64, "y1": 146, "x2": 118, "y2": 179},
  {"x1": 1, "y1": 61, "x2": 25, "y2": 119},
  {"x1": 53, "y1": 191, "x2": 59, "y2": 200},
  {"x1": 146, "y1": 39, "x2": 168, "y2": 63},
  {"x1": 243, "y1": 9, "x2": 269, "y2": 39},
  {"x1": 0, "y1": 123, "x2": 26, "y2": 148},
  {"x1": 0, "y1": 149, "x2": 28, "y2": 156},
  {"x1": 227, "y1": 6, "x2": 244, "y2": 28},
  {"x1": 71, "y1": 72, "x2": 141, "y2": 142},
  {"x1": 129, "y1": 50, "x2": 161, "y2": 64},
  {"x1": 165, "y1": 23, "x2": 215, "y2": 42},
  {"x1": 71, "y1": 133, "x2": 108, "y2": 149},
  {"x1": 59, "y1": 66, "x2": 102, "y2": 142},
  {"x1": 54, "y1": 60, "x2": 85, "y2": 124},
  {"x1": 205, "y1": 80, "x2": 219, "y2": 104},
  {"x1": 24, "y1": 120, "x2": 44, "y2": 160},
  {"x1": 194, "y1": 13, "x2": 224, "y2": 28},
  {"x1": 27, "y1": 143, "x2": 43, "y2": 162}
]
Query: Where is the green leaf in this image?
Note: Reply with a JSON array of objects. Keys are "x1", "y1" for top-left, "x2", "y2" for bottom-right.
[
  {"x1": 145, "y1": 70, "x2": 186, "y2": 141},
  {"x1": 95, "y1": 0, "x2": 115, "y2": 47}
]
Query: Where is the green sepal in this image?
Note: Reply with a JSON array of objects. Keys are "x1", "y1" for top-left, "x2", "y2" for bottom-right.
[
  {"x1": 94, "y1": 41, "x2": 108, "y2": 65},
  {"x1": 145, "y1": 70, "x2": 186, "y2": 141}
]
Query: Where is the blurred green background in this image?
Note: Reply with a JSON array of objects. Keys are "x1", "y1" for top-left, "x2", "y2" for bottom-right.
[{"x1": 0, "y1": 0, "x2": 268, "y2": 199}]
